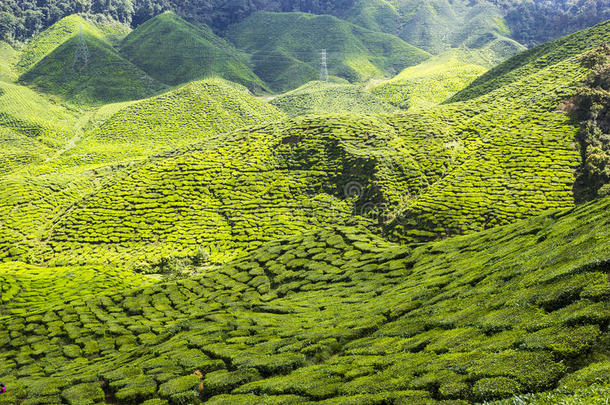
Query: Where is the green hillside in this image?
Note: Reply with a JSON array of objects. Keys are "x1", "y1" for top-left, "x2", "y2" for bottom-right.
[
  {"x1": 226, "y1": 12, "x2": 431, "y2": 92},
  {"x1": 337, "y1": 0, "x2": 525, "y2": 61},
  {"x1": 3, "y1": 19, "x2": 607, "y2": 266},
  {"x1": 0, "y1": 80, "x2": 79, "y2": 174},
  {"x1": 0, "y1": 195, "x2": 608, "y2": 403},
  {"x1": 120, "y1": 12, "x2": 267, "y2": 91},
  {"x1": 370, "y1": 50, "x2": 488, "y2": 110},
  {"x1": 19, "y1": 30, "x2": 166, "y2": 105},
  {"x1": 0, "y1": 42, "x2": 17, "y2": 82},
  {"x1": 449, "y1": 19, "x2": 610, "y2": 103},
  {"x1": 0, "y1": 78, "x2": 287, "y2": 264},
  {"x1": 270, "y1": 80, "x2": 399, "y2": 117},
  {"x1": 15, "y1": 14, "x2": 129, "y2": 73}
]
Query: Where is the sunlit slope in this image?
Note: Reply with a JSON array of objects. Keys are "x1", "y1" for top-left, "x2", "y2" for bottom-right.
[
  {"x1": 68, "y1": 78, "x2": 285, "y2": 164},
  {"x1": 0, "y1": 42, "x2": 17, "y2": 82},
  {"x1": 226, "y1": 11, "x2": 430, "y2": 92},
  {"x1": 120, "y1": 12, "x2": 266, "y2": 91},
  {"x1": 0, "y1": 79, "x2": 286, "y2": 264},
  {"x1": 0, "y1": 262, "x2": 153, "y2": 317},
  {"x1": 370, "y1": 50, "x2": 488, "y2": 110},
  {"x1": 449, "y1": 19, "x2": 610, "y2": 103},
  {"x1": 13, "y1": 23, "x2": 602, "y2": 265},
  {"x1": 0, "y1": 196, "x2": 608, "y2": 403},
  {"x1": 19, "y1": 28, "x2": 166, "y2": 105},
  {"x1": 270, "y1": 80, "x2": 399, "y2": 117},
  {"x1": 0, "y1": 80, "x2": 78, "y2": 174}
]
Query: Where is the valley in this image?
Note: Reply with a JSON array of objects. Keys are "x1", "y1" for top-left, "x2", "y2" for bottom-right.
[{"x1": 0, "y1": 2, "x2": 608, "y2": 404}]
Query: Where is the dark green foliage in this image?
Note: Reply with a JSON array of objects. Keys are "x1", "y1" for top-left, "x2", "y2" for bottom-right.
[
  {"x1": 571, "y1": 44, "x2": 610, "y2": 201},
  {"x1": 19, "y1": 28, "x2": 166, "y2": 105},
  {"x1": 226, "y1": 12, "x2": 431, "y2": 92},
  {"x1": 120, "y1": 12, "x2": 266, "y2": 91}
]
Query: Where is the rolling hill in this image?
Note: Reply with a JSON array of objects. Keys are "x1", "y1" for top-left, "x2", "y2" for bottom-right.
[
  {"x1": 17, "y1": 15, "x2": 166, "y2": 105},
  {"x1": 120, "y1": 12, "x2": 267, "y2": 91},
  {"x1": 370, "y1": 50, "x2": 489, "y2": 110},
  {"x1": 0, "y1": 194, "x2": 608, "y2": 403},
  {"x1": 269, "y1": 80, "x2": 399, "y2": 117},
  {"x1": 2, "y1": 20, "x2": 608, "y2": 267},
  {"x1": 15, "y1": 14, "x2": 129, "y2": 73},
  {"x1": 225, "y1": 12, "x2": 431, "y2": 92}
]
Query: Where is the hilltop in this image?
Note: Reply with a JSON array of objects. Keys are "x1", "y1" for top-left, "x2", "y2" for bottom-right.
[
  {"x1": 225, "y1": 12, "x2": 430, "y2": 92},
  {"x1": 120, "y1": 12, "x2": 267, "y2": 91},
  {"x1": 0, "y1": 194, "x2": 608, "y2": 403},
  {"x1": 18, "y1": 16, "x2": 166, "y2": 105}
]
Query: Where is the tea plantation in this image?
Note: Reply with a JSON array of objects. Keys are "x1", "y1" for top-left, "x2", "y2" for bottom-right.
[
  {"x1": 120, "y1": 12, "x2": 267, "y2": 91},
  {"x1": 0, "y1": 195, "x2": 607, "y2": 404},
  {"x1": 0, "y1": 9, "x2": 609, "y2": 405},
  {"x1": 270, "y1": 81, "x2": 399, "y2": 117},
  {"x1": 370, "y1": 50, "x2": 488, "y2": 110}
]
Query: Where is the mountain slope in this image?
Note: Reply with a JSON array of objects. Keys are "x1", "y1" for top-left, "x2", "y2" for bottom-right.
[
  {"x1": 370, "y1": 50, "x2": 488, "y2": 110},
  {"x1": 4, "y1": 21, "x2": 607, "y2": 266},
  {"x1": 270, "y1": 80, "x2": 399, "y2": 117},
  {"x1": 120, "y1": 12, "x2": 267, "y2": 91},
  {"x1": 18, "y1": 29, "x2": 166, "y2": 105},
  {"x1": 449, "y1": 19, "x2": 610, "y2": 103},
  {"x1": 226, "y1": 12, "x2": 431, "y2": 92},
  {"x1": 0, "y1": 195, "x2": 608, "y2": 403}
]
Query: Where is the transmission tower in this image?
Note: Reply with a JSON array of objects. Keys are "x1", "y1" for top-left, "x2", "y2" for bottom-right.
[
  {"x1": 73, "y1": 26, "x2": 90, "y2": 70},
  {"x1": 320, "y1": 49, "x2": 328, "y2": 82}
]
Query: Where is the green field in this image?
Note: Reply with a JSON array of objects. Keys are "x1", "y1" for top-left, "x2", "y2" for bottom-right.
[
  {"x1": 0, "y1": 195, "x2": 607, "y2": 403},
  {"x1": 0, "y1": 10, "x2": 609, "y2": 405}
]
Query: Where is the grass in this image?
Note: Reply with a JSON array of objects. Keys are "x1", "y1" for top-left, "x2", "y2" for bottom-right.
[
  {"x1": 120, "y1": 12, "x2": 267, "y2": 92},
  {"x1": 270, "y1": 80, "x2": 399, "y2": 117},
  {"x1": 225, "y1": 11, "x2": 431, "y2": 92},
  {"x1": 0, "y1": 195, "x2": 607, "y2": 403},
  {"x1": 370, "y1": 49, "x2": 488, "y2": 110}
]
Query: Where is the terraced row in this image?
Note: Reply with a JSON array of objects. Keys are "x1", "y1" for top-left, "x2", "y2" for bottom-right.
[{"x1": 0, "y1": 196, "x2": 608, "y2": 404}]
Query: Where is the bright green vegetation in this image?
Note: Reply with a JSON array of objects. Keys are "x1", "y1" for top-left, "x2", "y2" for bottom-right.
[
  {"x1": 0, "y1": 262, "x2": 153, "y2": 317},
  {"x1": 226, "y1": 12, "x2": 431, "y2": 92},
  {"x1": 339, "y1": 0, "x2": 525, "y2": 60},
  {"x1": 0, "y1": 195, "x2": 608, "y2": 403},
  {"x1": 73, "y1": 77, "x2": 285, "y2": 163},
  {"x1": 0, "y1": 41, "x2": 17, "y2": 82},
  {"x1": 0, "y1": 80, "x2": 79, "y2": 173},
  {"x1": 4, "y1": 18, "x2": 607, "y2": 266},
  {"x1": 370, "y1": 50, "x2": 488, "y2": 110},
  {"x1": 120, "y1": 12, "x2": 267, "y2": 91},
  {"x1": 0, "y1": 77, "x2": 286, "y2": 265},
  {"x1": 270, "y1": 80, "x2": 399, "y2": 117},
  {"x1": 15, "y1": 14, "x2": 127, "y2": 73},
  {"x1": 449, "y1": 20, "x2": 610, "y2": 103},
  {"x1": 19, "y1": 28, "x2": 166, "y2": 105}
]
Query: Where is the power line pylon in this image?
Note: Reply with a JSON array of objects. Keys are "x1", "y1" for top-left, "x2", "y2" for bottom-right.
[
  {"x1": 320, "y1": 49, "x2": 328, "y2": 82},
  {"x1": 73, "y1": 26, "x2": 90, "y2": 70}
]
